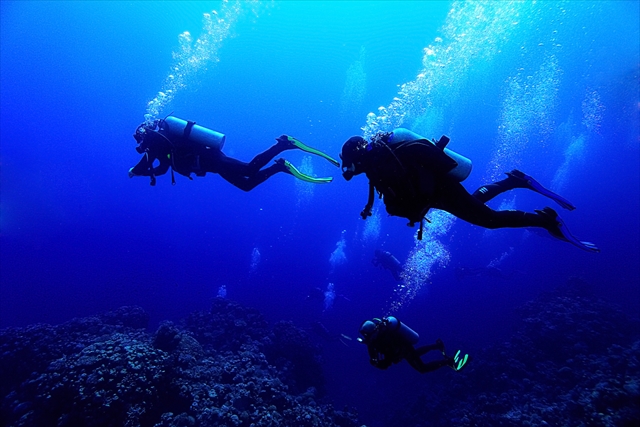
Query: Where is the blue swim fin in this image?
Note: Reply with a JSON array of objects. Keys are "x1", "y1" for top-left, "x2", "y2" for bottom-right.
[{"x1": 536, "y1": 207, "x2": 600, "y2": 253}]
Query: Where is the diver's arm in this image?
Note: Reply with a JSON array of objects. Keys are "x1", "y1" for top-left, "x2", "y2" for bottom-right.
[
  {"x1": 129, "y1": 153, "x2": 153, "y2": 177},
  {"x1": 368, "y1": 343, "x2": 392, "y2": 369},
  {"x1": 152, "y1": 154, "x2": 171, "y2": 176},
  {"x1": 361, "y1": 181, "x2": 375, "y2": 219}
]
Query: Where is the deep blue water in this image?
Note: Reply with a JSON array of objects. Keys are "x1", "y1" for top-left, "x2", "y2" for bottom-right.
[{"x1": 1, "y1": 0, "x2": 638, "y2": 423}]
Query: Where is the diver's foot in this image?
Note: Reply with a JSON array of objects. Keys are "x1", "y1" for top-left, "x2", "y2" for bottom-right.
[
  {"x1": 128, "y1": 168, "x2": 136, "y2": 178},
  {"x1": 447, "y1": 350, "x2": 470, "y2": 372},
  {"x1": 276, "y1": 135, "x2": 296, "y2": 150},
  {"x1": 275, "y1": 158, "x2": 333, "y2": 184},
  {"x1": 435, "y1": 338, "x2": 445, "y2": 355},
  {"x1": 507, "y1": 170, "x2": 576, "y2": 211},
  {"x1": 277, "y1": 135, "x2": 340, "y2": 167},
  {"x1": 535, "y1": 207, "x2": 600, "y2": 253}
]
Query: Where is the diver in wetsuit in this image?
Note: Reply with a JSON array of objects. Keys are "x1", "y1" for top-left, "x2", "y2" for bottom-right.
[
  {"x1": 358, "y1": 316, "x2": 469, "y2": 373},
  {"x1": 339, "y1": 128, "x2": 599, "y2": 252},
  {"x1": 129, "y1": 116, "x2": 339, "y2": 189},
  {"x1": 372, "y1": 249, "x2": 403, "y2": 281}
]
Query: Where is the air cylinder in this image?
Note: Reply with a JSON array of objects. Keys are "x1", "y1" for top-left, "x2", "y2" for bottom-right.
[{"x1": 161, "y1": 116, "x2": 226, "y2": 150}]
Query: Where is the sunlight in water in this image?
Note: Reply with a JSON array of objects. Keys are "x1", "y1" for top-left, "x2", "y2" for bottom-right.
[
  {"x1": 329, "y1": 230, "x2": 347, "y2": 273},
  {"x1": 144, "y1": 0, "x2": 259, "y2": 123},
  {"x1": 295, "y1": 155, "x2": 315, "y2": 207},
  {"x1": 340, "y1": 46, "x2": 367, "y2": 119},
  {"x1": 324, "y1": 282, "x2": 336, "y2": 312},
  {"x1": 551, "y1": 88, "x2": 603, "y2": 191},
  {"x1": 360, "y1": 206, "x2": 381, "y2": 244},
  {"x1": 249, "y1": 247, "x2": 261, "y2": 274},
  {"x1": 362, "y1": 1, "x2": 533, "y2": 139},
  {"x1": 363, "y1": 1, "x2": 535, "y2": 311},
  {"x1": 487, "y1": 53, "x2": 561, "y2": 181},
  {"x1": 387, "y1": 211, "x2": 454, "y2": 314}
]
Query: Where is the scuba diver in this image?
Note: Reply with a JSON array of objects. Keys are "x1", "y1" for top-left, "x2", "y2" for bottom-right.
[
  {"x1": 372, "y1": 249, "x2": 403, "y2": 281},
  {"x1": 129, "y1": 116, "x2": 339, "y2": 189},
  {"x1": 358, "y1": 316, "x2": 469, "y2": 373},
  {"x1": 339, "y1": 128, "x2": 599, "y2": 252}
]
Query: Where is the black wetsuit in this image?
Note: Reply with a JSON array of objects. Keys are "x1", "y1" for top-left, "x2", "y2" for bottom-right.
[
  {"x1": 130, "y1": 129, "x2": 289, "y2": 191},
  {"x1": 363, "y1": 136, "x2": 550, "y2": 230},
  {"x1": 366, "y1": 325, "x2": 450, "y2": 374}
]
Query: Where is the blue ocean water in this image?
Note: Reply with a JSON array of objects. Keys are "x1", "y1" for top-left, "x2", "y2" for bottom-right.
[{"x1": 1, "y1": 1, "x2": 638, "y2": 425}]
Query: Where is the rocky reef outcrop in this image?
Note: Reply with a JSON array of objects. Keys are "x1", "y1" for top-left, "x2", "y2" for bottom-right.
[
  {"x1": 0, "y1": 299, "x2": 359, "y2": 427},
  {"x1": 386, "y1": 278, "x2": 640, "y2": 427}
]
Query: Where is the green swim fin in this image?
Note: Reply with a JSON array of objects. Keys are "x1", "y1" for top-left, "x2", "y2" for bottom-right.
[
  {"x1": 279, "y1": 159, "x2": 333, "y2": 184},
  {"x1": 287, "y1": 136, "x2": 340, "y2": 168},
  {"x1": 452, "y1": 350, "x2": 469, "y2": 372}
]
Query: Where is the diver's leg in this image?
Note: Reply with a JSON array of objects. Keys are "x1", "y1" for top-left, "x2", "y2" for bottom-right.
[
  {"x1": 129, "y1": 153, "x2": 153, "y2": 177},
  {"x1": 471, "y1": 177, "x2": 517, "y2": 203},
  {"x1": 218, "y1": 163, "x2": 286, "y2": 192},
  {"x1": 435, "y1": 180, "x2": 549, "y2": 230},
  {"x1": 246, "y1": 140, "x2": 292, "y2": 172},
  {"x1": 415, "y1": 339, "x2": 445, "y2": 357},
  {"x1": 406, "y1": 351, "x2": 451, "y2": 374},
  {"x1": 435, "y1": 181, "x2": 599, "y2": 251},
  {"x1": 472, "y1": 170, "x2": 575, "y2": 210}
]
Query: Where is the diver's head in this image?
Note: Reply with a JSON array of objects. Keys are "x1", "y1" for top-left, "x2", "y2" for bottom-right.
[
  {"x1": 340, "y1": 136, "x2": 368, "y2": 181},
  {"x1": 358, "y1": 320, "x2": 377, "y2": 343},
  {"x1": 133, "y1": 120, "x2": 161, "y2": 153}
]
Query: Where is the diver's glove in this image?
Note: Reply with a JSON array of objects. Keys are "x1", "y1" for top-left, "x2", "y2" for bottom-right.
[{"x1": 360, "y1": 205, "x2": 373, "y2": 219}]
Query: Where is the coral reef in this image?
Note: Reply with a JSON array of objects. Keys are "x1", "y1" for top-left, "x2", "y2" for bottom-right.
[
  {"x1": 386, "y1": 278, "x2": 640, "y2": 427},
  {"x1": 0, "y1": 301, "x2": 359, "y2": 427}
]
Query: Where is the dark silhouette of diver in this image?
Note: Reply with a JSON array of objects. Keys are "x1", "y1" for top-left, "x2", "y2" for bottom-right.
[
  {"x1": 129, "y1": 116, "x2": 339, "y2": 189},
  {"x1": 339, "y1": 128, "x2": 599, "y2": 252},
  {"x1": 372, "y1": 249, "x2": 403, "y2": 281},
  {"x1": 358, "y1": 316, "x2": 469, "y2": 373}
]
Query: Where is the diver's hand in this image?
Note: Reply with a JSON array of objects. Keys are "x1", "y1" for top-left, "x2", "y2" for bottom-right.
[{"x1": 360, "y1": 206, "x2": 373, "y2": 219}]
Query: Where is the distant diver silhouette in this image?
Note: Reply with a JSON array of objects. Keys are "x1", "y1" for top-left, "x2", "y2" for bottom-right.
[
  {"x1": 358, "y1": 316, "x2": 469, "y2": 373},
  {"x1": 372, "y1": 249, "x2": 403, "y2": 281},
  {"x1": 129, "y1": 116, "x2": 339, "y2": 188}
]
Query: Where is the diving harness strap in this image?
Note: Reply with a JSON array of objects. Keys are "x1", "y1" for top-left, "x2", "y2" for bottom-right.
[{"x1": 363, "y1": 134, "x2": 434, "y2": 239}]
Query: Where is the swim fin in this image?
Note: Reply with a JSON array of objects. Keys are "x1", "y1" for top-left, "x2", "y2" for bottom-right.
[
  {"x1": 287, "y1": 136, "x2": 341, "y2": 168},
  {"x1": 507, "y1": 170, "x2": 576, "y2": 211},
  {"x1": 451, "y1": 349, "x2": 470, "y2": 372},
  {"x1": 277, "y1": 158, "x2": 333, "y2": 184},
  {"x1": 535, "y1": 207, "x2": 600, "y2": 253}
]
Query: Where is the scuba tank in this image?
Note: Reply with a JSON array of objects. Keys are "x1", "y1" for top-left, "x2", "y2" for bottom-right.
[
  {"x1": 390, "y1": 128, "x2": 472, "y2": 182},
  {"x1": 385, "y1": 316, "x2": 420, "y2": 345},
  {"x1": 160, "y1": 116, "x2": 226, "y2": 150}
]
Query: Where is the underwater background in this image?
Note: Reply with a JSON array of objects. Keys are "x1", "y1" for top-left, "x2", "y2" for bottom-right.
[{"x1": 1, "y1": 1, "x2": 639, "y2": 426}]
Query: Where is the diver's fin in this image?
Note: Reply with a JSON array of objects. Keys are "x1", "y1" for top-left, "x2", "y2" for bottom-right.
[
  {"x1": 287, "y1": 136, "x2": 340, "y2": 168},
  {"x1": 535, "y1": 207, "x2": 600, "y2": 253},
  {"x1": 451, "y1": 350, "x2": 469, "y2": 372},
  {"x1": 507, "y1": 170, "x2": 576, "y2": 211},
  {"x1": 277, "y1": 159, "x2": 333, "y2": 184}
]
